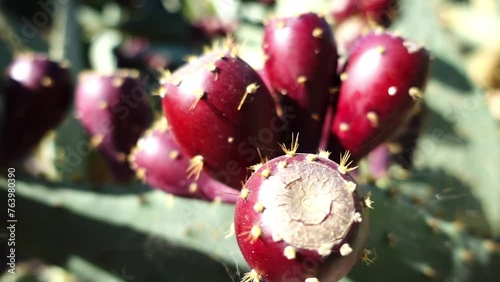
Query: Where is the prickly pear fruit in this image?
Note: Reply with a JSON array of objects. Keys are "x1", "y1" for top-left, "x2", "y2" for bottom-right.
[
  {"x1": 161, "y1": 42, "x2": 281, "y2": 189},
  {"x1": 334, "y1": 16, "x2": 370, "y2": 56},
  {"x1": 331, "y1": 0, "x2": 399, "y2": 27},
  {"x1": 0, "y1": 53, "x2": 72, "y2": 166},
  {"x1": 234, "y1": 144, "x2": 370, "y2": 282},
  {"x1": 256, "y1": 69, "x2": 275, "y2": 99},
  {"x1": 75, "y1": 70, "x2": 152, "y2": 182},
  {"x1": 263, "y1": 13, "x2": 339, "y2": 153},
  {"x1": 330, "y1": 0, "x2": 359, "y2": 23},
  {"x1": 257, "y1": 68, "x2": 283, "y2": 116},
  {"x1": 129, "y1": 118, "x2": 239, "y2": 203},
  {"x1": 328, "y1": 31, "x2": 431, "y2": 161}
]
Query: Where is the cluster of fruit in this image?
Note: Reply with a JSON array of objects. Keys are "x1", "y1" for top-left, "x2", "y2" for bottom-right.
[{"x1": 0, "y1": 1, "x2": 433, "y2": 281}]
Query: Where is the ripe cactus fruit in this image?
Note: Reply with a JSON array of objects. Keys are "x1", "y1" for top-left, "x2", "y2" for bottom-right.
[
  {"x1": 334, "y1": 16, "x2": 369, "y2": 56},
  {"x1": 234, "y1": 144, "x2": 370, "y2": 282},
  {"x1": 328, "y1": 31, "x2": 431, "y2": 161},
  {"x1": 263, "y1": 13, "x2": 339, "y2": 153},
  {"x1": 161, "y1": 41, "x2": 280, "y2": 188},
  {"x1": 330, "y1": 0, "x2": 359, "y2": 23},
  {"x1": 129, "y1": 118, "x2": 239, "y2": 203},
  {"x1": 75, "y1": 70, "x2": 152, "y2": 182},
  {"x1": 330, "y1": 0, "x2": 399, "y2": 27},
  {"x1": 0, "y1": 53, "x2": 72, "y2": 165}
]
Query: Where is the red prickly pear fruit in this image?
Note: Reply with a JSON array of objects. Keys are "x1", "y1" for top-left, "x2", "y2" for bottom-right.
[
  {"x1": 330, "y1": 0, "x2": 359, "y2": 23},
  {"x1": 161, "y1": 41, "x2": 281, "y2": 189},
  {"x1": 361, "y1": 0, "x2": 399, "y2": 26},
  {"x1": 263, "y1": 13, "x2": 339, "y2": 153},
  {"x1": 257, "y1": 68, "x2": 282, "y2": 114},
  {"x1": 75, "y1": 69, "x2": 152, "y2": 182},
  {"x1": 256, "y1": 69, "x2": 276, "y2": 99},
  {"x1": 129, "y1": 118, "x2": 239, "y2": 204},
  {"x1": 330, "y1": 0, "x2": 399, "y2": 27},
  {"x1": 319, "y1": 71, "x2": 342, "y2": 151},
  {"x1": 234, "y1": 145, "x2": 370, "y2": 282},
  {"x1": 0, "y1": 53, "x2": 73, "y2": 165},
  {"x1": 334, "y1": 16, "x2": 370, "y2": 56},
  {"x1": 328, "y1": 31, "x2": 431, "y2": 162}
]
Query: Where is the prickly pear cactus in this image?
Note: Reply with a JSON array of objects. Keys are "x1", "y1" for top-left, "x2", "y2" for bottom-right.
[{"x1": 0, "y1": 0, "x2": 499, "y2": 281}]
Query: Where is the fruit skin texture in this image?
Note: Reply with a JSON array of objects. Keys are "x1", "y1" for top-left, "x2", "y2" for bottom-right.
[
  {"x1": 334, "y1": 15, "x2": 370, "y2": 56},
  {"x1": 234, "y1": 152, "x2": 369, "y2": 282},
  {"x1": 329, "y1": 31, "x2": 431, "y2": 161},
  {"x1": 263, "y1": 13, "x2": 339, "y2": 153},
  {"x1": 161, "y1": 47, "x2": 280, "y2": 189},
  {"x1": 75, "y1": 70, "x2": 152, "y2": 182},
  {"x1": 331, "y1": 0, "x2": 399, "y2": 27},
  {"x1": 129, "y1": 118, "x2": 239, "y2": 204},
  {"x1": 0, "y1": 53, "x2": 73, "y2": 165}
]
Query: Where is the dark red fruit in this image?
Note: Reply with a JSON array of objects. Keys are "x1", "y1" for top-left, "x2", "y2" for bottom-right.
[
  {"x1": 0, "y1": 53, "x2": 72, "y2": 165},
  {"x1": 330, "y1": 0, "x2": 399, "y2": 27},
  {"x1": 263, "y1": 13, "x2": 339, "y2": 153},
  {"x1": 331, "y1": 0, "x2": 359, "y2": 23},
  {"x1": 129, "y1": 118, "x2": 239, "y2": 203},
  {"x1": 257, "y1": 68, "x2": 282, "y2": 114},
  {"x1": 256, "y1": 69, "x2": 275, "y2": 99},
  {"x1": 161, "y1": 43, "x2": 281, "y2": 188},
  {"x1": 75, "y1": 70, "x2": 152, "y2": 182},
  {"x1": 334, "y1": 16, "x2": 370, "y2": 56},
  {"x1": 234, "y1": 147, "x2": 370, "y2": 282},
  {"x1": 328, "y1": 31, "x2": 431, "y2": 161}
]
